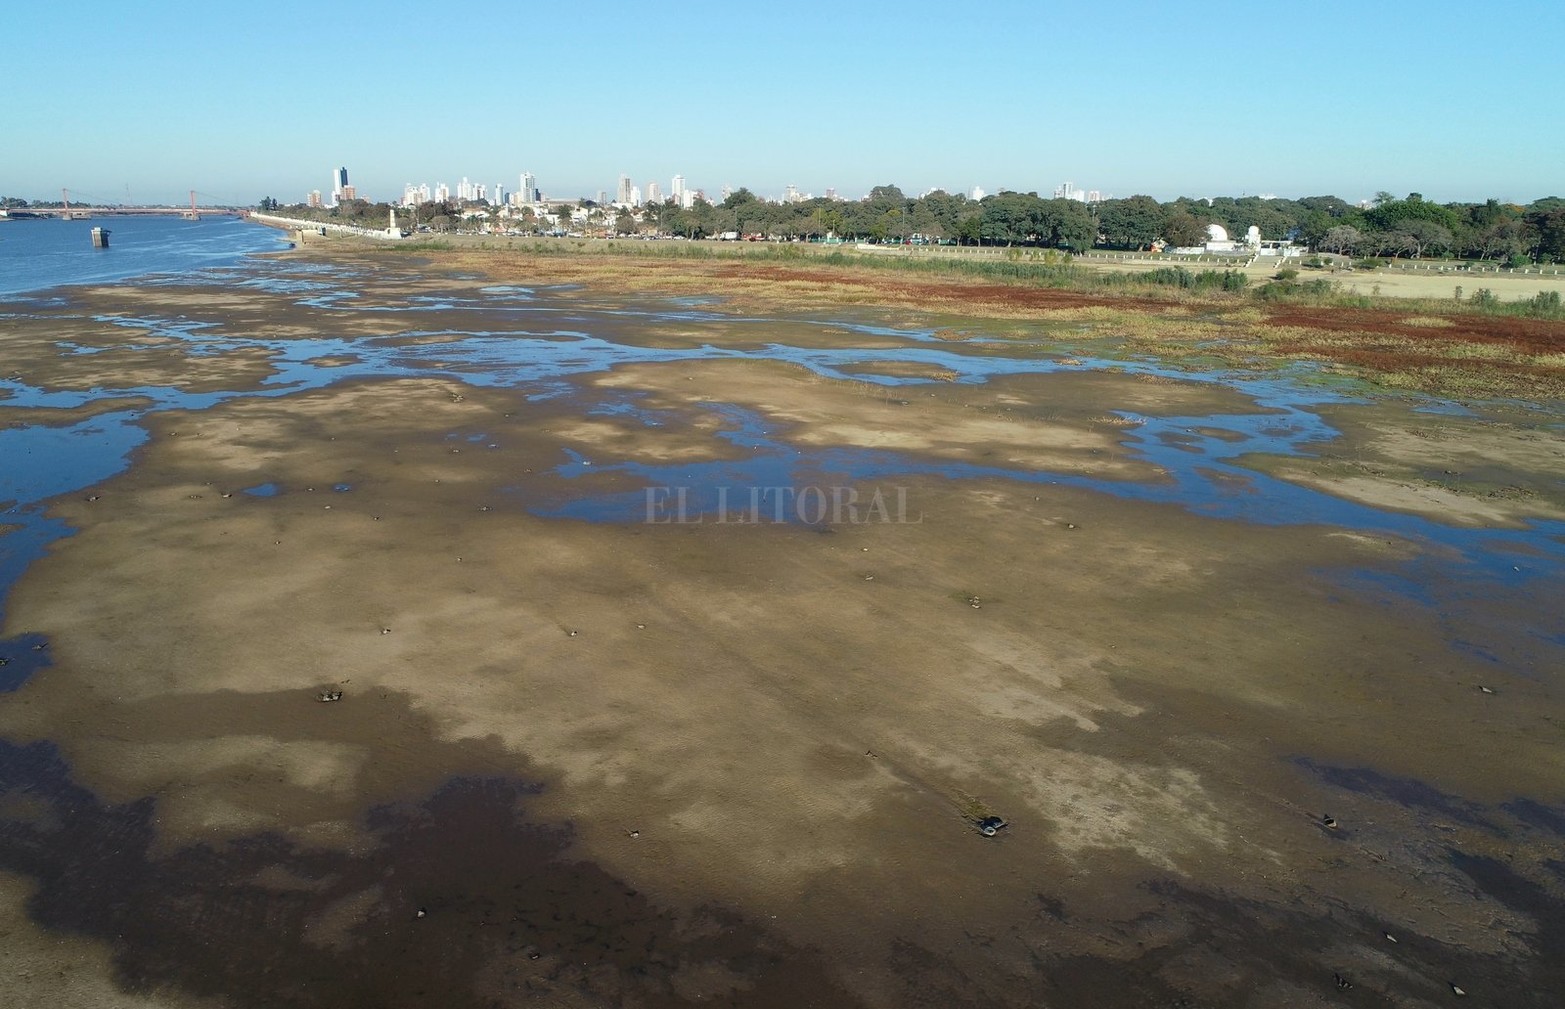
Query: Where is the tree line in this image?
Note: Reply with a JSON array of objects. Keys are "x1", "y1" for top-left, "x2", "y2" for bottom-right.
[{"x1": 262, "y1": 187, "x2": 1565, "y2": 264}]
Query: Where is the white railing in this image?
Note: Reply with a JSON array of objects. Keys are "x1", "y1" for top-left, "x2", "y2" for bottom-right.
[{"x1": 249, "y1": 213, "x2": 404, "y2": 240}]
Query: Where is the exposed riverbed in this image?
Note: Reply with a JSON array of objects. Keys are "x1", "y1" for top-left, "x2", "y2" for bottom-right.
[{"x1": 1, "y1": 244, "x2": 1562, "y2": 1008}]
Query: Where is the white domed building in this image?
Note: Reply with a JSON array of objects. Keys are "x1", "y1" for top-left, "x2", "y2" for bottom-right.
[{"x1": 1204, "y1": 223, "x2": 1236, "y2": 252}]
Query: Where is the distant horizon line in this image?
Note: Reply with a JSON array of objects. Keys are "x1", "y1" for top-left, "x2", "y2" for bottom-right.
[{"x1": 7, "y1": 184, "x2": 1564, "y2": 209}]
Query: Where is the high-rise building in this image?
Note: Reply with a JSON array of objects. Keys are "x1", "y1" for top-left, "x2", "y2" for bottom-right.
[
  {"x1": 435, "y1": 183, "x2": 450, "y2": 203},
  {"x1": 339, "y1": 184, "x2": 357, "y2": 202},
  {"x1": 493, "y1": 184, "x2": 506, "y2": 206},
  {"x1": 331, "y1": 166, "x2": 349, "y2": 206},
  {"x1": 671, "y1": 174, "x2": 685, "y2": 201},
  {"x1": 616, "y1": 174, "x2": 632, "y2": 205},
  {"x1": 630, "y1": 185, "x2": 642, "y2": 206},
  {"x1": 645, "y1": 181, "x2": 662, "y2": 204},
  {"x1": 308, "y1": 190, "x2": 323, "y2": 208},
  {"x1": 520, "y1": 172, "x2": 537, "y2": 203}
]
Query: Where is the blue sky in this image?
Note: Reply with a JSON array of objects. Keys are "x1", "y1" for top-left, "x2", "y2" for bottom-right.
[{"x1": 6, "y1": 0, "x2": 1562, "y2": 206}]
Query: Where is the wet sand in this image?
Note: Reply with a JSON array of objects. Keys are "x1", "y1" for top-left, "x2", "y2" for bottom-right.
[{"x1": 1, "y1": 249, "x2": 1563, "y2": 1007}]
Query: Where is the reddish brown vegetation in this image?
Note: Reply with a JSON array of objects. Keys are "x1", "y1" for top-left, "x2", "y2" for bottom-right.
[{"x1": 1264, "y1": 306, "x2": 1565, "y2": 356}]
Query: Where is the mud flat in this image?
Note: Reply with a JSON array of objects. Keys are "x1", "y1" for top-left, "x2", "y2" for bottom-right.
[{"x1": 1, "y1": 249, "x2": 1563, "y2": 1008}]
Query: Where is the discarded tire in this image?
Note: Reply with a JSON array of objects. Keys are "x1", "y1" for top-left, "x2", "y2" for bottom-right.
[{"x1": 978, "y1": 816, "x2": 1007, "y2": 837}]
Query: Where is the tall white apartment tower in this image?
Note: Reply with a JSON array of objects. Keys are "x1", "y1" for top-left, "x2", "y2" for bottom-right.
[
  {"x1": 331, "y1": 166, "x2": 349, "y2": 206},
  {"x1": 671, "y1": 174, "x2": 685, "y2": 201},
  {"x1": 520, "y1": 172, "x2": 537, "y2": 203}
]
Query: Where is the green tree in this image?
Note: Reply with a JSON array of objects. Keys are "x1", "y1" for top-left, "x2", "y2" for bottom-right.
[
  {"x1": 1465, "y1": 198, "x2": 1511, "y2": 230},
  {"x1": 1319, "y1": 225, "x2": 1362, "y2": 255},
  {"x1": 689, "y1": 198, "x2": 720, "y2": 238},
  {"x1": 720, "y1": 188, "x2": 757, "y2": 210},
  {"x1": 1161, "y1": 211, "x2": 1208, "y2": 248},
  {"x1": 956, "y1": 213, "x2": 983, "y2": 246},
  {"x1": 1242, "y1": 206, "x2": 1296, "y2": 241},
  {"x1": 1399, "y1": 219, "x2": 1453, "y2": 258},
  {"x1": 1295, "y1": 210, "x2": 1335, "y2": 249},
  {"x1": 733, "y1": 197, "x2": 775, "y2": 235},
  {"x1": 1297, "y1": 195, "x2": 1355, "y2": 217},
  {"x1": 1042, "y1": 199, "x2": 1096, "y2": 251},
  {"x1": 1471, "y1": 219, "x2": 1528, "y2": 261},
  {"x1": 660, "y1": 204, "x2": 692, "y2": 237},
  {"x1": 809, "y1": 205, "x2": 845, "y2": 239},
  {"x1": 918, "y1": 189, "x2": 966, "y2": 239},
  {"x1": 1364, "y1": 193, "x2": 1461, "y2": 233},
  {"x1": 1096, "y1": 195, "x2": 1164, "y2": 250},
  {"x1": 979, "y1": 192, "x2": 1039, "y2": 245},
  {"x1": 1526, "y1": 207, "x2": 1565, "y2": 261}
]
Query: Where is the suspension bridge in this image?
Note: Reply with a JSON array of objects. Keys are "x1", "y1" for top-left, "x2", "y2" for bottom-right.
[{"x1": 0, "y1": 189, "x2": 244, "y2": 220}]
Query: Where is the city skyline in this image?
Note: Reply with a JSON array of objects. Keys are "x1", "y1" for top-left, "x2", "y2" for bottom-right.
[
  {"x1": 5, "y1": 1, "x2": 1563, "y2": 207},
  {"x1": 378, "y1": 166, "x2": 1038, "y2": 211}
]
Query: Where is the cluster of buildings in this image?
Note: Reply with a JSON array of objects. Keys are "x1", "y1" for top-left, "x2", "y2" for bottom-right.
[
  {"x1": 610, "y1": 173, "x2": 705, "y2": 209},
  {"x1": 305, "y1": 166, "x2": 355, "y2": 208},
  {"x1": 306, "y1": 166, "x2": 1107, "y2": 216},
  {"x1": 411, "y1": 174, "x2": 543, "y2": 208},
  {"x1": 1051, "y1": 180, "x2": 1104, "y2": 203},
  {"x1": 376, "y1": 171, "x2": 713, "y2": 213}
]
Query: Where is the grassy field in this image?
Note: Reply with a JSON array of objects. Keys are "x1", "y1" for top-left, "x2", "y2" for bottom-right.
[
  {"x1": 351, "y1": 231, "x2": 1565, "y2": 311},
  {"x1": 1087, "y1": 254, "x2": 1565, "y2": 302},
  {"x1": 299, "y1": 231, "x2": 1565, "y2": 401}
]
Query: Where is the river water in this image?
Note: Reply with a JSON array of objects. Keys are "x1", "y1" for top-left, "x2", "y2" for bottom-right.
[{"x1": 0, "y1": 214, "x2": 291, "y2": 296}]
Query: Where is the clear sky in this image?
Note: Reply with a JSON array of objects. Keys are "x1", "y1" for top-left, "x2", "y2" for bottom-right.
[{"x1": 6, "y1": 0, "x2": 1562, "y2": 206}]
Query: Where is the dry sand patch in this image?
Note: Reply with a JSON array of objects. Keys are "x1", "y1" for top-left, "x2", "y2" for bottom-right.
[
  {"x1": 593, "y1": 360, "x2": 1191, "y2": 481},
  {"x1": 1243, "y1": 401, "x2": 1565, "y2": 526}
]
